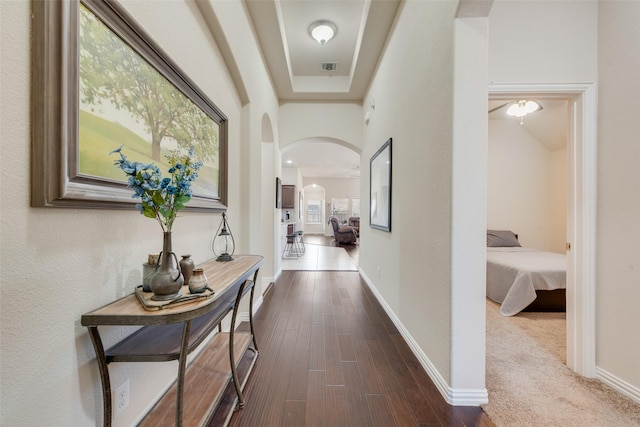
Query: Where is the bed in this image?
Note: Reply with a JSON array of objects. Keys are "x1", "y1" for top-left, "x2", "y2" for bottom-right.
[{"x1": 486, "y1": 230, "x2": 566, "y2": 316}]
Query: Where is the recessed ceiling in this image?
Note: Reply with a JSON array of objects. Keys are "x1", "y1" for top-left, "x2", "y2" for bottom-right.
[
  {"x1": 245, "y1": 0, "x2": 400, "y2": 179},
  {"x1": 246, "y1": 0, "x2": 400, "y2": 102}
]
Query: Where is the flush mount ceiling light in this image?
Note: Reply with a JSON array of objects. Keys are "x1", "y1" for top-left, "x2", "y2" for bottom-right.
[
  {"x1": 309, "y1": 20, "x2": 337, "y2": 45},
  {"x1": 505, "y1": 100, "x2": 543, "y2": 124}
]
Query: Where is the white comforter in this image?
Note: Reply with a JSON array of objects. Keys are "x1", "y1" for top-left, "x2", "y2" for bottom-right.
[{"x1": 486, "y1": 247, "x2": 566, "y2": 316}]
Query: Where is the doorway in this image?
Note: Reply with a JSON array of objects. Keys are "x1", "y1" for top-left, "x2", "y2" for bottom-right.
[{"x1": 489, "y1": 83, "x2": 597, "y2": 377}]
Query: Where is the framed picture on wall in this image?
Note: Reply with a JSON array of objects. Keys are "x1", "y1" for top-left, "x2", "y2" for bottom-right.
[
  {"x1": 370, "y1": 138, "x2": 392, "y2": 232},
  {"x1": 30, "y1": 0, "x2": 228, "y2": 211},
  {"x1": 276, "y1": 177, "x2": 282, "y2": 208},
  {"x1": 299, "y1": 191, "x2": 303, "y2": 219}
]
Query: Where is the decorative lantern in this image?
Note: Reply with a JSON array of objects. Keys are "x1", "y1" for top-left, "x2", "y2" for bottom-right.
[{"x1": 212, "y1": 212, "x2": 235, "y2": 262}]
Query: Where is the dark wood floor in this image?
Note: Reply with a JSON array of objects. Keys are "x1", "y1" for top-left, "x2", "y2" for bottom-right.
[{"x1": 227, "y1": 268, "x2": 494, "y2": 426}]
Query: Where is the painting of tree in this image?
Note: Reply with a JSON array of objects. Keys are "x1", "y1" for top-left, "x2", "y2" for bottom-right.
[{"x1": 78, "y1": 4, "x2": 219, "y2": 198}]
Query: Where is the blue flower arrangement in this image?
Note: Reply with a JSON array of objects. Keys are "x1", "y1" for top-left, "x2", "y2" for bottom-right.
[{"x1": 110, "y1": 145, "x2": 203, "y2": 232}]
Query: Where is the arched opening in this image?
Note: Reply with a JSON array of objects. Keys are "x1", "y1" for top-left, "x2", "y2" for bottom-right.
[
  {"x1": 280, "y1": 138, "x2": 360, "y2": 237},
  {"x1": 260, "y1": 112, "x2": 278, "y2": 291},
  {"x1": 261, "y1": 113, "x2": 274, "y2": 143}
]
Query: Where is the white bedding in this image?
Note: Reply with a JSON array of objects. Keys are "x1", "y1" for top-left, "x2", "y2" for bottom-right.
[{"x1": 486, "y1": 247, "x2": 566, "y2": 316}]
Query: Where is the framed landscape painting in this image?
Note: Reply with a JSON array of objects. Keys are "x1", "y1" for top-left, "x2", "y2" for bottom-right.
[
  {"x1": 370, "y1": 138, "x2": 392, "y2": 232},
  {"x1": 31, "y1": 0, "x2": 227, "y2": 211}
]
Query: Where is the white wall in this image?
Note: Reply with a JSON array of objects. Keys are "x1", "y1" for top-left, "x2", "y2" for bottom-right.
[
  {"x1": 489, "y1": 0, "x2": 597, "y2": 84},
  {"x1": 360, "y1": 2, "x2": 490, "y2": 403},
  {"x1": 487, "y1": 119, "x2": 567, "y2": 253},
  {"x1": 361, "y1": 0, "x2": 460, "y2": 393},
  {"x1": 0, "y1": 1, "x2": 278, "y2": 425},
  {"x1": 596, "y1": 0, "x2": 640, "y2": 396},
  {"x1": 449, "y1": 15, "x2": 490, "y2": 400},
  {"x1": 279, "y1": 103, "x2": 363, "y2": 151},
  {"x1": 261, "y1": 141, "x2": 277, "y2": 283},
  {"x1": 549, "y1": 147, "x2": 568, "y2": 253},
  {"x1": 204, "y1": 0, "x2": 282, "y2": 292}
]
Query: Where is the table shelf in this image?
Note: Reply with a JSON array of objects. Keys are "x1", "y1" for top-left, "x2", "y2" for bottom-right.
[
  {"x1": 138, "y1": 332, "x2": 256, "y2": 427},
  {"x1": 105, "y1": 298, "x2": 234, "y2": 363},
  {"x1": 81, "y1": 255, "x2": 263, "y2": 427}
]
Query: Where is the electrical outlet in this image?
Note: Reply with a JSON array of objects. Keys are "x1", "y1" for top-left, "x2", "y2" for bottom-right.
[{"x1": 114, "y1": 379, "x2": 130, "y2": 416}]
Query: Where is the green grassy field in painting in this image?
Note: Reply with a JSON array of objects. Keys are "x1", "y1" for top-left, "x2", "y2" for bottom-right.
[{"x1": 79, "y1": 110, "x2": 218, "y2": 197}]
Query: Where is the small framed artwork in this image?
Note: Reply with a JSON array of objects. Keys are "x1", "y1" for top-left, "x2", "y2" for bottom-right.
[
  {"x1": 276, "y1": 177, "x2": 282, "y2": 208},
  {"x1": 370, "y1": 138, "x2": 392, "y2": 232}
]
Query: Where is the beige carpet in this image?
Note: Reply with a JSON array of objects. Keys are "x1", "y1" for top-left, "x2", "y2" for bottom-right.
[{"x1": 484, "y1": 299, "x2": 640, "y2": 426}]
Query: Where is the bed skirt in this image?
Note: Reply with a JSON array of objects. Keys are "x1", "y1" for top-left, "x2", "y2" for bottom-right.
[{"x1": 522, "y1": 289, "x2": 566, "y2": 312}]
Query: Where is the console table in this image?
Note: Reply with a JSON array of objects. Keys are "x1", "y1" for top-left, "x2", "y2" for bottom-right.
[{"x1": 81, "y1": 255, "x2": 263, "y2": 427}]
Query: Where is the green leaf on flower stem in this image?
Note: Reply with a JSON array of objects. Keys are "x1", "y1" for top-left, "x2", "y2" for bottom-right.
[
  {"x1": 176, "y1": 195, "x2": 191, "y2": 204},
  {"x1": 142, "y1": 206, "x2": 156, "y2": 219},
  {"x1": 152, "y1": 193, "x2": 165, "y2": 206}
]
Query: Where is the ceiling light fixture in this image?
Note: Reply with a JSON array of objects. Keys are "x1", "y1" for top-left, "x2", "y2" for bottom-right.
[
  {"x1": 506, "y1": 100, "x2": 542, "y2": 124},
  {"x1": 309, "y1": 20, "x2": 337, "y2": 45}
]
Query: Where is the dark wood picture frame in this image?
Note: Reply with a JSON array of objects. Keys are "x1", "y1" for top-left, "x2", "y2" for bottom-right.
[
  {"x1": 31, "y1": 0, "x2": 228, "y2": 211},
  {"x1": 370, "y1": 138, "x2": 392, "y2": 232}
]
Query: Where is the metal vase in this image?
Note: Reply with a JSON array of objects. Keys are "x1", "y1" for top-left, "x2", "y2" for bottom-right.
[
  {"x1": 150, "y1": 232, "x2": 184, "y2": 301},
  {"x1": 179, "y1": 254, "x2": 195, "y2": 286}
]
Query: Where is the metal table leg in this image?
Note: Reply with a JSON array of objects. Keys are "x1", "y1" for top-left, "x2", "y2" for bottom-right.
[
  {"x1": 87, "y1": 327, "x2": 112, "y2": 427},
  {"x1": 229, "y1": 280, "x2": 247, "y2": 407}
]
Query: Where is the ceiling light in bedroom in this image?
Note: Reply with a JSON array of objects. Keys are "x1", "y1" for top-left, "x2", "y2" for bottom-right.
[
  {"x1": 506, "y1": 100, "x2": 543, "y2": 124},
  {"x1": 309, "y1": 21, "x2": 337, "y2": 45}
]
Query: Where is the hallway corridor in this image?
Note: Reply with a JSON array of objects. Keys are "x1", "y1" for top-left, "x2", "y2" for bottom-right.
[{"x1": 224, "y1": 270, "x2": 493, "y2": 426}]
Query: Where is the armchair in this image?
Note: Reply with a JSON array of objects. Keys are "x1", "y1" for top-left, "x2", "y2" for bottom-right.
[
  {"x1": 348, "y1": 217, "x2": 360, "y2": 236},
  {"x1": 329, "y1": 216, "x2": 358, "y2": 245}
]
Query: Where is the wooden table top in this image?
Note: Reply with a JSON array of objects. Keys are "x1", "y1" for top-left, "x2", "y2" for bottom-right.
[{"x1": 81, "y1": 255, "x2": 263, "y2": 327}]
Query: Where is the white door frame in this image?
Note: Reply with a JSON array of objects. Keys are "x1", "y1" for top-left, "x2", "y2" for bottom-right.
[{"x1": 489, "y1": 83, "x2": 597, "y2": 377}]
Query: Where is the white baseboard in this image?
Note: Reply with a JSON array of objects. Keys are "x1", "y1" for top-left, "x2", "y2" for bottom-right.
[
  {"x1": 253, "y1": 294, "x2": 264, "y2": 314},
  {"x1": 234, "y1": 275, "x2": 266, "y2": 325},
  {"x1": 596, "y1": 366, "x2": 640, "y2": 404},
  {"x1": 359, "y1": 268, "x2": 488, "y2": 406},
  {"x1": 262, "y1": 276, "x2": 275, "y2": 293},
  {"x1": 445, "y1": 388, "x2": 489, "y2": 406}
]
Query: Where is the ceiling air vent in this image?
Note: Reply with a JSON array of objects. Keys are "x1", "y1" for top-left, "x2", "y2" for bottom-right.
[{"x1": 321, "y1": 62, "x2": 338, "y2": 71}]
